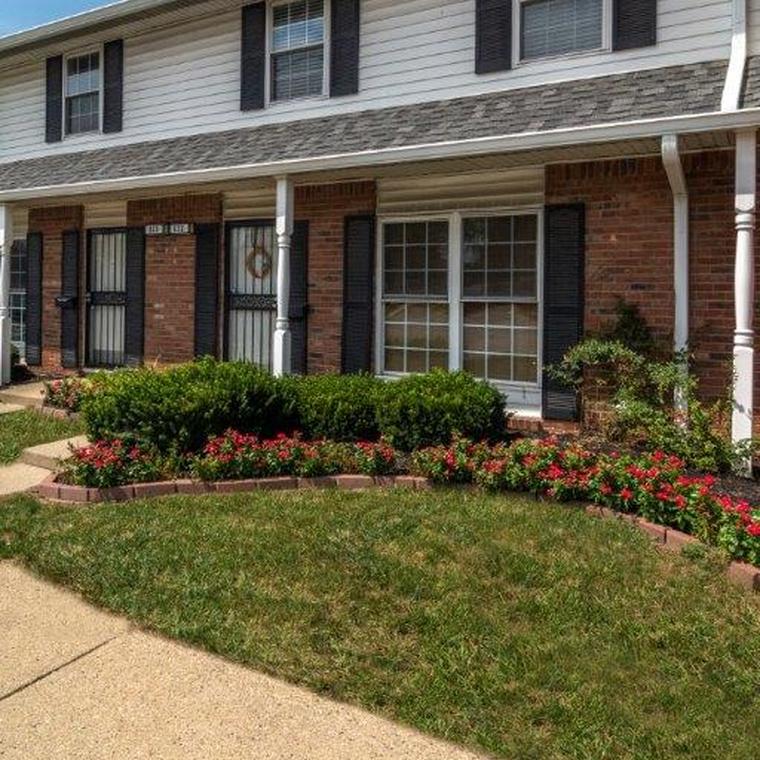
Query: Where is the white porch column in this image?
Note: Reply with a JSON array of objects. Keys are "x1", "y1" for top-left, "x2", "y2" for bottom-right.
[
  {"x1": 273, "y1": 176, "x2": 294, "y2": 377},
  {"x1": 0, "y1": 204, "x2": 13, "y2": 386},
  {"x1": 732, "y1": 128, "x2": 757, "y2": 472}
]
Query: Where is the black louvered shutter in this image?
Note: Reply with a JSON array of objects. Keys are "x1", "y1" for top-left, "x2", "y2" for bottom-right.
[
  {"x1": 330, "y1": 0, "x2": 360, "y2": 97},
  {"x1": 195, "y1": 223, "x2": 220, "y2": 358},
  {"x1": 124, "y1": 228, "x2": 145, "y2": 367},
  {"x1": 26, "y1": 233, "x2": 43, "y2": 366},
  {"x1": 543, "y1": 205, "x2": 585, "y2": 421},
  {"x1": 475, "y1": 0, "x2": 512, "y2": 74},
  {"x1": 103, "y1": 39, "x2": 124, "y2": 134},
  {"x1": 290, "y1": 221, "x2": 309, "y2": 375},
  {"x1": 45, "y1": 56, "x2": 63, "y2": 143},
  {"x1": 613, "y1": 0, "x2": 657, "y2": 51},
  {"x1": 341, "y1": 215, "x2": 374, "y2": 374},
  {"x1": 59, "y1": 230, "x2": 80, "y2": 369},
  {"x1": 241, "y1": 3, "x2": 266, "y2": 111}
]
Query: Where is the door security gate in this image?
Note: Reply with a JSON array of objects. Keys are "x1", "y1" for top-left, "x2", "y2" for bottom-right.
[
  {"x1": 226, "y1": 222, "x2": 278, "y2": 370},
  {"x1": 87, "y1": 230, "x2": 128, "y2": 367}
]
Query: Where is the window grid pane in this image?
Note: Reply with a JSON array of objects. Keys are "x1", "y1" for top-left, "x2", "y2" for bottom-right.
[
  {"x1": 271, "y1": 0, "x2": 325, "y2": 101},
  {"x1": 462, "y1": 215, "x2": 539, "y2": 385},
  {"x1": 10, "y1": 243, "x2": 27, "y2": 357},
  {"x1": 521, "y1": 0, "x2": 603, "y2": 61},
  {"x1": 65, "y1": 52, "x2": 100, "y2": 135},
  {"x1": 382, "y1": 221, "x2": 450, "y2": 374}
]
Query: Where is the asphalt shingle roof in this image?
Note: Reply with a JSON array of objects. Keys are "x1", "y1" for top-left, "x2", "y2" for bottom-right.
[{"x1": 0, "y1": 58, "x2": 739, "y2": 191}]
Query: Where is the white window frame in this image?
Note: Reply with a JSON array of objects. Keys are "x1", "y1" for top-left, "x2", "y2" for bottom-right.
[
  {"x1": 512, "y1": 0, "x2": 612, "y2": 67},
  {"x1": 266, "y1": 0, "x2": 331, "y2": 107},
  {"x1": 63, "y1": 46, "x2": 104, "y2": 139},
  {"x1": 375, "y1": 208, "x2": 545, "y2": 396}
]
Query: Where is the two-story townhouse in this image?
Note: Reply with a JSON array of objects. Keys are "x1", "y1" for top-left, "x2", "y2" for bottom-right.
[{"x1": 0, "y1": 0, "x2": 759, "y2": 449}]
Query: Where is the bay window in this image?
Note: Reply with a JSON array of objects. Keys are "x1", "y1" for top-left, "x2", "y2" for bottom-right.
[{"x1": 378, "y1": 211, "x2": 541, "y2": 388}]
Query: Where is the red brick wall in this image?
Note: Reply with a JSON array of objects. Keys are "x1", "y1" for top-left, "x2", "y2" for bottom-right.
[
  {"x1": 127, "y1": 194, "x2": 222, "y2": 365},
  {"x1": 295, "y1": 181, "x2": 376, "y2": 374},
  {"x1": 547, "y1": 149, "x2": 760, "y2": 432},
  {"x1": 28, "y1": 205, "x2": 83, "y2": 372}
]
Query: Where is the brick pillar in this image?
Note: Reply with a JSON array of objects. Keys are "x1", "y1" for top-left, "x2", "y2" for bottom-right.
[
  {"x1": 294, "y1": 181, "x2": 376, "y2": 374},
  {"x1": 28, "y1": 205, "x2": 84, "y2": 372},
  {"x1": 127, "y1": 194, "x2": 222, "y2": 365}
]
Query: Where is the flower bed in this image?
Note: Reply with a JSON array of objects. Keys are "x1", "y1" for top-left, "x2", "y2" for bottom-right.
[{"x1": 48, "y1": 431, "x2": 760, "y2": 570}]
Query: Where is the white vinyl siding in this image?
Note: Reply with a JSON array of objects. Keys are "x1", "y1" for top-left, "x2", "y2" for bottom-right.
[{"x1": 0, "y1": 0, "x2": 735, "y2": 164}]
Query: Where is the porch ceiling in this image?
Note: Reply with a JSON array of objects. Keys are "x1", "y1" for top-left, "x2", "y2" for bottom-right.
[{"x1": 0, "y1": 58, "x2": 750, "y2": 203}]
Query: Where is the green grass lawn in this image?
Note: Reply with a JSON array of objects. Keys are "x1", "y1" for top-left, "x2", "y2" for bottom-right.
[
  {"x1": 0, "y1": 410, "x2": 85, "y2": 465},
  {"x1": 2, "y1": 489, "x2": 759, "y2": 760}
]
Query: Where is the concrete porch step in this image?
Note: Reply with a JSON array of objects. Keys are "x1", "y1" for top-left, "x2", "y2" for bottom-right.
[
  {"x1": 20, "y1": 436, "x2": 89, "y2": 472},
  {"x1": 0, "y1": 463, "x2": 51, "y2": 496},
  {"x1": 0, "y1": 404, "x2": 24, "y2": 415},
  {"x1": 0, "y1": 382, "x2": 46, "y2": 410}
]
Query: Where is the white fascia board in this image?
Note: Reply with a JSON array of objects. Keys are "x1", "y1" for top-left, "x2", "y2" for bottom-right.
[
  {"x1": 0, "y1": 0, "x2": 175, "y2": 54},
  {"x1": 2, "y1": 107, "x2": 760, "y2": 202}
]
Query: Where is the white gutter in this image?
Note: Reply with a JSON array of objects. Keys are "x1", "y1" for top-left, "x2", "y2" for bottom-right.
[
  {"x1": 0, "y1": 205, "x2": 12, "y2": 386},
  {"x1": 722, "y1": 0, "x2": 748, "y2": 111},
  {"x1": 2, "y1": 107, "x2": 760, "y2": 203},
  {"x1": 0, "y1": 0, "x2": 176, "y2": 54},
  {"x1": 662, "y1": 134, "x2": 690, "y2": 413}
]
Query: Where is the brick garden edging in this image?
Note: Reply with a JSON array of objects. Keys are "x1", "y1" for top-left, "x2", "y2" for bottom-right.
[
  {"x1": 37, "y1": 473, "x2": 432, "y2": 505},
  {"x1": 584, "y1": 505, "x2": 760, "y2": 594},
  {"x1": 35, "y1": 474, "x2": 760, "y2": 594}
]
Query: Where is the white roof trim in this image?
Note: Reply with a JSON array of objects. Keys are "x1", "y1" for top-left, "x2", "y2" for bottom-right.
[
  {"x1": 0, "y1": 0, "x2": 177, "y2": 54},
  {"x1": 1, "y1": 107, "x2": 759, "y2": 202}
]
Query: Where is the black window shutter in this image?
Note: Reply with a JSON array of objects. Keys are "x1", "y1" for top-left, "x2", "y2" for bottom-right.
[
  {"x1": 341, "y1": 215, "x2": 374, "y2": 374},
  {"x1": 241, "y1": 2, "x2": 266, "y2": 111},
  {"x1": 475, "y1": 0, "x2": 512, "y2": 74},
  {"x1": 613, "y1": 0, "x2": 657, "y2": 51},
  {"x1": 45, "y1": 55, "x2": 63, "y2": 143},
  {"x1": 124, "y1": 227, "x2": 145, "y2": 367},
  {"x1": 290, "y1": 221, "x2": 309, "y2": 375},
  {"x1": 194, "y1": 223, "x2": 220, "y2": 358},
  {"x1": 103, "y1": 39, "x2": 124, "y2": 134},
  {"x1": 59, "y1": 229, "x2": 80, "y2": 369},
  {"x1": 543, "y1": 204, "x2": 585, "y2": 421},
  {"x1": 26, "y1": 233, "x2": 43, "y2": 366},
  {"x1": 330, "y1": 0, "x2": 360, "y2": 97}
]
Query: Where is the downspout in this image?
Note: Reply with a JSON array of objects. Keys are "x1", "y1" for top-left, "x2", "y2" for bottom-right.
[
  {"x1": 661, "y1": 135, "x2": 689, "y2": 414},
  {"x1": 721, "y1": 0, "x2": 748, "y2": 112}
]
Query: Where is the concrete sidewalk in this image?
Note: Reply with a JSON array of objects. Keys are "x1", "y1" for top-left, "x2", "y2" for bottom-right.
[{"x1": 0, "y1": 563, "x2": 486, "y2": 760}]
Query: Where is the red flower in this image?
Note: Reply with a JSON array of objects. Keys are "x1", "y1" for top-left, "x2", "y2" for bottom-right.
[{"x1": 620, "y1": 488, "x2": 633, "y2": 502}]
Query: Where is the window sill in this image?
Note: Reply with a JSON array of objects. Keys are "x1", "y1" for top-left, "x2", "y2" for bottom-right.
[
  {"x1": 514, "y1": 45, "x2": 610, "y2": 69},
  {"x1": 266, "y1": 93, "x2": 330, "y2": 109}
]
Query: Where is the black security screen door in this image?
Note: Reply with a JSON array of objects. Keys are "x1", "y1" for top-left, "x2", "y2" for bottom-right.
[
  {"x1": 225, "y1": 222, "x2": 277, "y2": 370},
  {"x1": 87, "y1": 230, "x2": 127, "y2": 367}
]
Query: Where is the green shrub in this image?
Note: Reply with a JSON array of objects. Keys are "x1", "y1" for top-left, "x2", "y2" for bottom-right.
[
  {"x1": 550, "y1": 338, "x2": 754, "y2": 474},
  {"x1": 377, "y1": 370, "x2": 507, "y2": 451},
  {"x1": 81, "y1": 359, "x2": 297, "y2": 453},
  {"x1": 289, "y1": 374, "x2": 384, "y2": 441}
]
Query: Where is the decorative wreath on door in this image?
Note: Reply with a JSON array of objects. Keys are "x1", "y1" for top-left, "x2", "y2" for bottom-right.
[{"x1": 245, "y1": 245, "x2": 273, "y2": 280}]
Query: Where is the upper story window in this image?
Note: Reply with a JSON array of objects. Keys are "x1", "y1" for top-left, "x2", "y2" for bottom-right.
[
  {"x1": 520, "y1": 0, "x2": 604, "y2": 61},
  {"x1": 65, "y1": 51, "x2": 101, "y2": 135},
  {"x1": 271, "y1": 0, "x2": 326, "y2": 102}
]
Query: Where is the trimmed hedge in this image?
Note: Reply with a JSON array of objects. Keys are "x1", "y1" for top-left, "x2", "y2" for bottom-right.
[
  {"x1": 378, "y1": 370, "x2": 507, "y2": 451},
  {"x1": 81, "y1": 360, "x2": 507, "y2": 454},
  {"x1": 82, "y1": 360, "x2": 298, "y2": 453},
  {"x1": 289, "y1": 374, "x2": 382, "y2": 442}
]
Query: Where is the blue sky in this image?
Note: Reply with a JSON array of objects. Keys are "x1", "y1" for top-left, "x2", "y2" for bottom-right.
[{"x1": 1, "y1": 1, "x2": 108, "y2": 37}]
